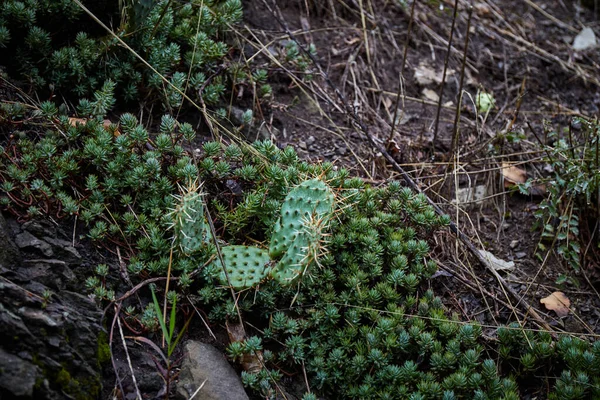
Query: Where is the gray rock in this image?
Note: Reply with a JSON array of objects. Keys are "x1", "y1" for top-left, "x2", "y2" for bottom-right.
[
  {"x1": 18, "y1": 259, "x2": 75, "y2": 290},
  {"x1": 0, "y1": 212, "x2": 21, "y2": 265},
  {"x1": 42, "y1": 236, "x2": 81, "y2": 265},
  {"x1": 0, "y1": 348, "x2": 39, "y2": 397},
  {"x1": 0, "y1": 216, "x2": 103, "y2": 400},
  {"x1": 22, "y1": 220, "x2": 56, "y2": 238},
  {"x1": 14, "y1": 231, "x2": 53, "y2": 257},
  {"x1": 176, "y1": 341, "x2": 249, "y2": 400}
]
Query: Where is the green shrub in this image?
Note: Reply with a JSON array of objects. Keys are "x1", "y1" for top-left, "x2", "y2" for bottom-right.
[{"x1": 0, "y1": 0, "x2": 247, "y2": 109}]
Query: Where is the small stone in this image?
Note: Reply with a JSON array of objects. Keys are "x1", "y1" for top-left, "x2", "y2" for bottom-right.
[
  {"x1": 336, "y1": 145, "x2": 347, "y2": 156},
  {"x1": 509, "y1": 240, "x2": 519, "y2": 249},
  {"x1": 298, "y1": 141, "x2": 307, "y2": 150},
  {"x1": 306, "y1": 135, "x2": 316, "y2": 146},
  {"x1": 176, "y1": 341, "x2": 249, "y2": 400},
  {"x1": 515, "y1": 252, "x2": 527, "y2": 259}
]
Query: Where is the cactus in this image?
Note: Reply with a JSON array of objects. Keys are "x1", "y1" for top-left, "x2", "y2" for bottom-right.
[
  {"x1": 270, "y1": 226, "x2": 321, "y2": 284},
  {"x1": 269, "y1": 179, "x2": 334, "y2": 284},
  {"x1": 215, "y1": 245, "x2": 271, "y2": 289},
  {"x1": 170, "y1": 183, "x2": 212, "y2": 256},
  {"x1": 269, "y1": 179, "x2": 334, "y2": 259},
  {"x1": 173, "y1": 179, "x2": 335, "y2": 289}
]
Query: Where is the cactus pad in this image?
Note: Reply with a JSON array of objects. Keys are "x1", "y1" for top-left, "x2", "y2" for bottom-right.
[
  {"x1": 271, "y1": 230, "x2": 321, "y2": 284},
  {"x1": 269, "y1": 179, "x2": 334, "y2": 259},
  {"x1": 170, "y1": 184, "x2": 212, "y2": 255},
  {"x1": 215, "y1": 245, "x2": 271, "y2": 289}
]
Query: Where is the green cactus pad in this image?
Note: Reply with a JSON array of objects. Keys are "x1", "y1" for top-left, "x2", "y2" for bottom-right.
[
  {"x1": 215, "y1": 245, "x2": 271, "y2": 289},
  {"x1": 171, "y1": 186, "x2": 212, "y2": 255},
  {"x1": 269, "y1": 179, "x2": 334, "y2": 259},
  {"x1": 271, "y1": 231, "x2": 319, "y2": 284}
]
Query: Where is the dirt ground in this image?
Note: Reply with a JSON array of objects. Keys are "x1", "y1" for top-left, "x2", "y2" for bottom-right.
[{"x1": 238, "y1": 0, "x2": 600, "y2": 338}]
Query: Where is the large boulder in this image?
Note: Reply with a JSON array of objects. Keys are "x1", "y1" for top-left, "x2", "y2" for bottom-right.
[{"x1": 0, "y1": 212, "x2": 105, "y2": 399}]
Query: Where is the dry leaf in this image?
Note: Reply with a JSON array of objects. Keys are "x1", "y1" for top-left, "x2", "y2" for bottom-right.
[
  {"x1": 501, "y1": 162, "x2": 546, "y2": 195},
  {"x1": 501, "y1": 162, "x2": 527, "y2": 187},
  {"x1": 422, "y1": 88, "x2": 439, "y2": 102},
  {"x1": 226, "y1": 320, "x2": 263, "y2": 373},
  {"x1": 479, "y1": 249, "x2": 515, "y2": 271},
  {"x1": 68, "y1": 117, "x2": 88, "y2": 126},
  {"x1": 474, "y1": 3, "x2": 491, "y2": 16},
  {"x1": 540, "y1": 291, "x2": 570, "y2": 317},
  {"x1": 414, "y1": 62, "x2": 455, "y2": 86},
  {"x1": 67, "y1": 117, "x2": 120, "y2": 136},
  {"x1": 453, "y1": 185, "x2": 487, "y2": 205}
]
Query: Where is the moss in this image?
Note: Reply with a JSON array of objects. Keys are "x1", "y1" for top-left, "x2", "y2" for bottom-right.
[
  {"x1": 54, "y1": 366, "x2": 101, "y2": 400},
  {"x1": 55, "y1": 368, "x2": 71, "y2": 387},
  {"x1": 96, "y1": 330, "x2": 111, "y2": 366}
]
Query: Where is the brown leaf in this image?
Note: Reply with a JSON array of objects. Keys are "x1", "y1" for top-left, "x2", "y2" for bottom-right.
[
  {"x1": 501, "y1": 163, "x2": 547, "y2": 195},
  {"x1": 501, "y1": 162, "x2": 527, "y2": 186},
  {"x1": 67, "y1": 117, "x2": 120, "y2": 136},
  {"x1": 422, "y1": 88, "x2": 439, "y2": 102},
  {"x1": 68, "y1": 117, "x2": 88, "y2": 126},
  {"x1": 414, "y1": 61, "x2": 455, "y2": 86},
  {"x1": 226, "y1": 320, "x2": 263, "y2": 373},
  {"x1": 540, "y1": 291, "x2": 570, "y2": 317}
]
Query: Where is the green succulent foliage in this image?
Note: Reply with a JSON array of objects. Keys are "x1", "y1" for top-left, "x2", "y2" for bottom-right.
[
  {"x1": 0, "y1": 0, "x2": 243, "y2": 109},
  {"x1": 0, "y1": 86, "x2": 215, "y2": 270},
  {"x1": 3, "y1": 86, "x2": 600, "y2": 399},
  {"x1": 496, "y1": 323, "x2": 600, "y2": 400},
  {"x1": 214, "y1": 245, "x2": 271, "y2": 289}
]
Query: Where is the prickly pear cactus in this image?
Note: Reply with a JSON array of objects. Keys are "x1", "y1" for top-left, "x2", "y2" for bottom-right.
[
  {"x1": 270, "y1": 228, "x2": 320, "y2": 284},
  {"x1": 216, "y1": 245, "x2": 271, "y2": 289},
  {"x1": 170, "y1": 183, "x2": 212, "y2": 255},
  {"x1": 269, "y1": 179, "x2": 334, "y2": 284},
  {"x1": 269, "y1": 179, "x2": 334, "y2": 259}
]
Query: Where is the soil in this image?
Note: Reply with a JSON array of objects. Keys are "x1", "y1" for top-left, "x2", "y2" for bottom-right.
[{"x1": 240, "y1": 0, "x2": 600, "y2": 338}]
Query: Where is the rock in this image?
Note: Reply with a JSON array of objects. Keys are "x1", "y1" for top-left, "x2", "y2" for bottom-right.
[
  {"x1": 42, "y1": 236, "x2": 82, "y2": 265},
  {"x1": 176, "y1": 341, "x2": 249, "y2": 400},
  {"x1": 0, "y1": 213, "x2": 20, "y2": 266},
  {"x1": 0, "y1": 214, "x2": 104, "y2": 400},
  {"x1": 336, "y1": 145, "x2": 347, "y2": 156},
  {"x1": 14, "y1": 231, "x2": 53, "y2": 257},
  {"x1": 306, "y1": 136, "x2": 316, "y2": 146},
  {"x1": 22, "y1": 220, "x2": 56, "y2": 238},
  {"x1": 0, "y1": 348, "x2": 39, "y2": 397},
  {"x1": 18, "y1": 259, "x2": 75, "y2": 290}
]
